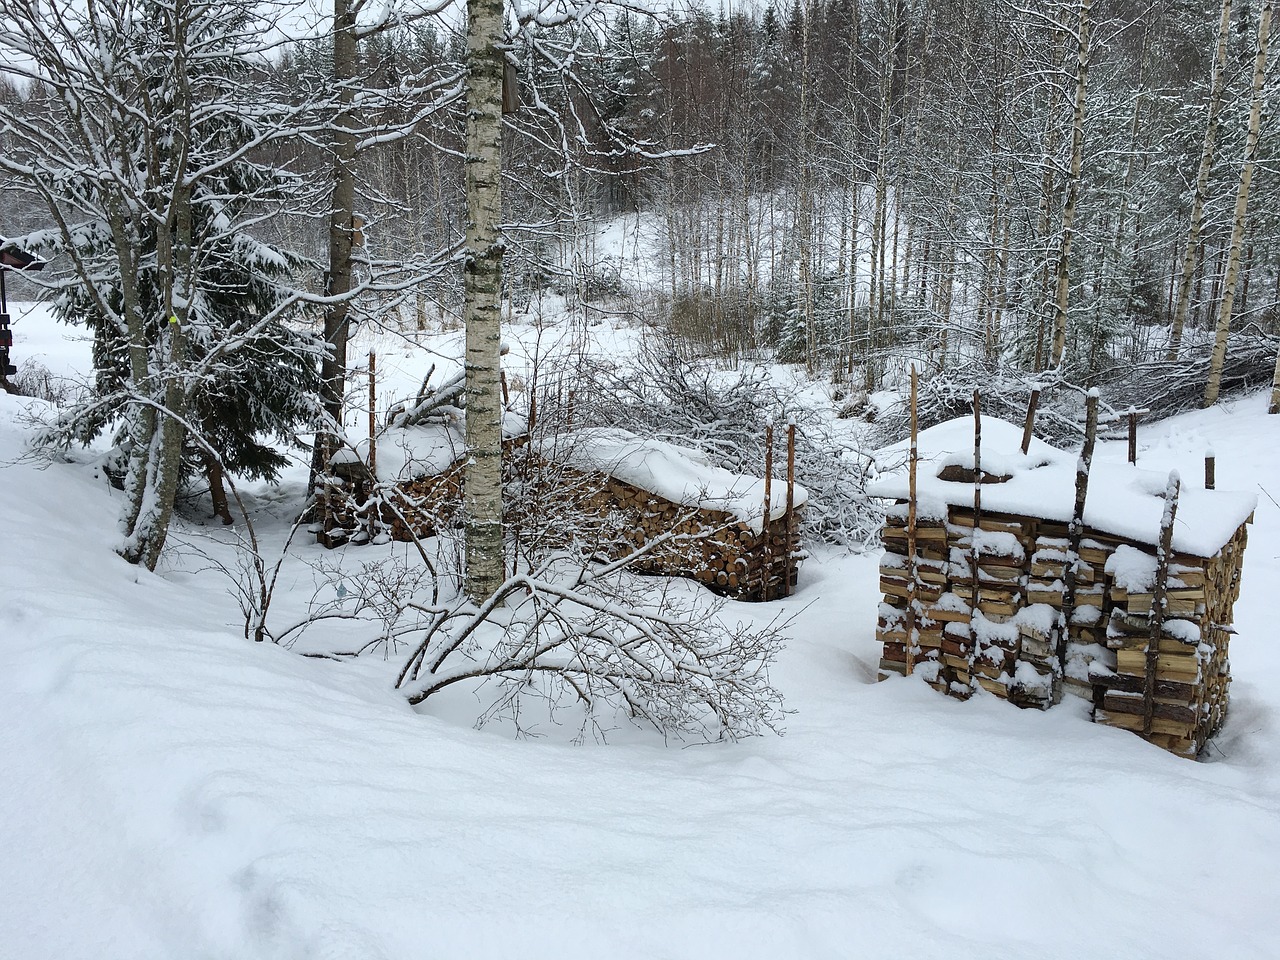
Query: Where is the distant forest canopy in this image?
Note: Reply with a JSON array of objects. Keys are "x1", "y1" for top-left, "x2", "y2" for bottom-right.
[{"x1": 1, "y1": 0, "x2": 1276, "y2": 385}]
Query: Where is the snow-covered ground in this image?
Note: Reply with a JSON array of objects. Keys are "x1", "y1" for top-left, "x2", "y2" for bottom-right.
[{"x1": 3, "y1": 304, "x2": 1280, "y2": 959}]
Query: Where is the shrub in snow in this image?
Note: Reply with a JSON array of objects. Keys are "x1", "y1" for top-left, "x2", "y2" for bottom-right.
[{"x1": 561, "y1": 331, "x2": 882, "y2": 548}]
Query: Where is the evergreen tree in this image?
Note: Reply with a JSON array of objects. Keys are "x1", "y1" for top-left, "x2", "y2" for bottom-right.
[{"x1": 2, "y1": 0, "x2": 320, "y2": 562}]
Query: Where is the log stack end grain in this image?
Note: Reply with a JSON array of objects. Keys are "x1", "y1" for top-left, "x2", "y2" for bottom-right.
[
  {"x1": 876, "y1": 501, "x2": 1249, "y2": 758},
  {"x1": 568, "y1": 471, "x2": 803, "y2": 602}
]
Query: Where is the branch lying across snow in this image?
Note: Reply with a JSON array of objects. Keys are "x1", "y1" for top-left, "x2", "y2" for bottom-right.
[
  {"x1": 872, "y1": 332, "x2": 1280, "y2": 454},
  {"x1": 394, "y1": 553, "x2": 789, "y2": 743}
]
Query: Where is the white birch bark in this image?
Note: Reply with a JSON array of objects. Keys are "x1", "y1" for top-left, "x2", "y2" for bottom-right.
[
  {"x1": 1168, "y1": 0, "x2": 1233, "y2": 361},
  {"x1": 463, "y1": 0, "x2": 507, "y2": 599},
  {"x1": 1204, "y1": 0, "x2": 1273, "y2": 407}
]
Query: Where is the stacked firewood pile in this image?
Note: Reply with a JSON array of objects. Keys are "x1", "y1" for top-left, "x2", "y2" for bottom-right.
[
  {"x1": 878, "y1": 508, "x2": 1063, "y2": 707},
  {"x1": 321, "y1": 456, "x2": 802, "y2": 601},
  {"x1": 873, "y1": 384, "x2": 1255, "y2": 758},
  {"x1": 317, "y1": 458, "x2": 465, "y2": 548},
  {"x1": 566, "y1": 468, "x2": 801, "y2": 602},
  {"x1": 318, "y1": 393, "x2": 806, "y2": 602},
  {"x1": 317, "y1": 439, "x2": 519, "y2": 548},
  {"x1": 877, "y1": 501, "x2": 1250, "y2": 756},
  {"x1": 316, "y1": 351, "x2": 522, "y2": 549}
]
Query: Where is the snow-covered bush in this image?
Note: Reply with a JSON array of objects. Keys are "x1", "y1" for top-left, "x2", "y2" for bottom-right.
[
  {"x1": 11, "y1": 360, "x2": 85, "y2": 407},
  {"x1": 870, "y1": 363, "x2": 1092, "y2": 448},
  {"x1": 1101, "y1": 332, "x2": 1278, "y2": 418},
  {"x1": 559, "y1": 331, "x2": 883, "y2": 548},
  {"x1": 870, "y1": 330, "x2": 1280, "y2": 454}
]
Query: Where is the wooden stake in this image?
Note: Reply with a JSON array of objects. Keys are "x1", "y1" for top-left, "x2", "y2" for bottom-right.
[
  {"x1": 1144, "y1": 471, "x2": 1181, "y2": 736},
  {"x1": 368, "y1": 350, "x2": 377, "y2": 481},
  {"x1": 905, "y1": 368, "x2": 919, "y2": 675},
  {"x1": 969, "y1": 390, "x2": 982, "y2": 684},
  {"x1": 1059, "y1": 390, "x2": 1100, "y2": 682},
  {"x1": 1128, "y1": 410, "x2": 1139, "y2": 464},
  {"x1": 785, "y1": 419, "x2": 796, "y2": 599},
  {"x1": 1021, "y1": 388, "x2": 1041, "y2": 455},
  {"x1": 1205, "y1": 450, "x2": 1216, "y2": 490},
  {"x1": 763, "y1": 424, "x2": 774, "y2": 600}
]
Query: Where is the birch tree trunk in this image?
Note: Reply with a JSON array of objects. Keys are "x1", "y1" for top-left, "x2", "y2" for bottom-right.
[
  {"x1": 1269, "y1": 347, "x2": 1280, "y2": 414},
  {"x1": 463, "y1": 0, "x2": 507, "y2": 599},
  {"x1": 844, "y1": 0, "x2": 863, "y2": 380},
  {"x1": 1050, "y1": 0, "x2": 1093, "y2": 368},
  {"x1": 1168, "y1": 0, "x2": 1233, "y2": 361},
  {"x1": 796, "y1": 0, "x2": 817, "y2": 374},
  {"x1": 866, "y1": 0, "x2": 896, "y2": 391},
  {"x1": 1033, "y1": 24, "x2": 1065, "y2": 371},
  {"x1": 111, "y1": 201, "x2": 157, "y2": 549},
  {"x1": 1203, "y1": 0, "x2": 1273, "y2": 407}
]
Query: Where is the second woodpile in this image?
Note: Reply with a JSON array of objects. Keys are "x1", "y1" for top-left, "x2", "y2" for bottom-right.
[
  {"x1": 566, "y1": 469, "x2": 802, "y2": 602},
  {"x1": 318, "y1": 447, "x2": 803, "y2": 604}
]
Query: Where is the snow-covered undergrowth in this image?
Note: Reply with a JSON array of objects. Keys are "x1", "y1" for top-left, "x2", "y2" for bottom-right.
[{"x1": 3, "y1": 303, "x2": 1280, "y2": 958}]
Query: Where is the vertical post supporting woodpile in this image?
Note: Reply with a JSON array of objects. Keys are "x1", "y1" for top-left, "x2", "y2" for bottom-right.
[
  {"x1": 1128, "y1": 410, "x2": 1138, "y2": 464},
  {"x1": 1021, "y1": 388, "x2": 1040, "y2": 455},
  {"x1": 1205, "y1": 451, "x2": 1216, "y2": 490},
  {"x1": 1060, "y1": 390, "x2": 1100, "y2": 678},
  {"x1": 763, "y1": 423, "x2": 774, "y2": 600},
  {"x1": 906, "y1": 368, "x2": 919, "y2": 675},
  {"x1": 967, "y1": 390, "x2": 983, "y2": 690},
  {"x1": 368, "y1": 350, "x2": 378, "y2": 481},
  {"x1": 1144, "y1": 471, "x2": 1181, "y2": 735},
  {"x1": 785, "y1": 419, "x2": 797, "y2": 598}
]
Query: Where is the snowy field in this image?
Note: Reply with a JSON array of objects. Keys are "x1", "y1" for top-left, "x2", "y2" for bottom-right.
[{"x1": 3, "y1": 303, "x2": 1280, "y2": 959}]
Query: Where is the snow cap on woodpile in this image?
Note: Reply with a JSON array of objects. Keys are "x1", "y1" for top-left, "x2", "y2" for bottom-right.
[
  {"x1": 331, "y1": 411, "x2": 528, "y2": 483},
  {"x1": 543, "y1": 427, "x2": 808, "y2": 531},
  {"x1": 869, "y1": 416, "x2": 1256, "y2": 557}
]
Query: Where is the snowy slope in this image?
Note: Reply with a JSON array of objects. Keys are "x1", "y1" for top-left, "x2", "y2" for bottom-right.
[{"x1": 3, "y1": 319, "x2": 1280, "y2": 957}]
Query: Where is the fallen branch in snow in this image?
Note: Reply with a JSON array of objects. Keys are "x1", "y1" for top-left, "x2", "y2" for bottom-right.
[{"x1": 392, "y1": 548, "x2": 789, "y2": 743}]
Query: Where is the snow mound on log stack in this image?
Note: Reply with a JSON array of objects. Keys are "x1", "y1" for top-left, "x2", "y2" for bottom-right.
[
  {"x1": 331, "y1": 412, "x2": 528, "y2": 483},
  {"x1": 871, "y1": 416, "x2": 1256, "y2": 557},
  {"x1": 546, "y1": 427, "x2": 808, "y2": 531}
]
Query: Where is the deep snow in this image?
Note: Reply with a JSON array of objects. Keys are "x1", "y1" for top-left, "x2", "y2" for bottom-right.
[{"x1": 3, "y1": 303, "x2": 1280, "y2": 959}]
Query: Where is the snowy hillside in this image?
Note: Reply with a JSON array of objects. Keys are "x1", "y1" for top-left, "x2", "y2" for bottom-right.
[{"x1": 3, "y1": 308, "x2": 1280, "y2": 958}]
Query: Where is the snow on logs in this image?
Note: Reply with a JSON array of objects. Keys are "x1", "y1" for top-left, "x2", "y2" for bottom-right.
[
  {"x1": 320, "y1": 425, "x2": 807, "y2": 603},
  {"x1": 544, "y1": 428, "x2": 807, "y2": 602},
  {"x1": 870, "y1": 415, "x2": 1255, "y2": 758}
]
